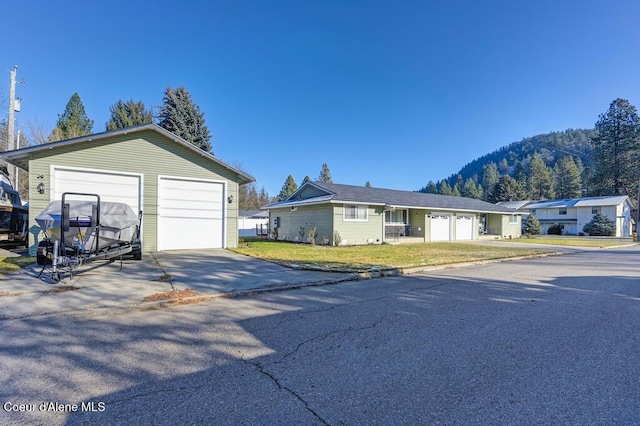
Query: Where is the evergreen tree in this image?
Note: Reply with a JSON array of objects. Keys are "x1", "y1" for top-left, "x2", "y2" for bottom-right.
[
  {"x1": 481, "y1": 162, "x2": 499, "y2": 201},
  {"x1": 278, "y1": 175, "x2": 298, "y2": 201},
  {"x1": 461, "y1": 178, "x2": 482, "y2": 199},
  {"x1": 258, "y1": 187, "x2": 270, "y2": 207},
  {"x1": 439, "y1": 180, "x2": 454, "y2": 195},
  {"x1": 51, "y1": 93, "x2": 94, "y2": 140},
  {"x1": 158, "y1": 86, "x2": 212, "y2": 152},
  {"x1": 302, "y1": 176, "x2": 311, "y2": 184},
  {"x1": 318, "y1": 163, "x2": 333, "y2": 182},
  {"x1": 498, "y1": 158, "x2": 510, "y2": 174},
  {"x1": 526, "y1": 153, "x2": 555, "y2": 200},
  {"x1": 490, "y1": 175, "x2": 527, "y2": 203},
  {"x1": 523, "y1": 215, "x2": 542, "y2": 235},
  {"x1": 554, "y1": 156, "x2": 582, "y2": 199},
  {"x1": 365, "y1": 181, "x2": 372, "y2": 187},
  {"x1": 591, "y1": 98, "x2": 640, "y2": 197},
  {"x1": 583, "y1": 212, "x2": 616, "y2": 236},
  {"x1": 106, "y1": 99, "x2": 153, "y2": 130},
  {"x1": 423, "y1": 181, "x2": 438, "y2": 194}
]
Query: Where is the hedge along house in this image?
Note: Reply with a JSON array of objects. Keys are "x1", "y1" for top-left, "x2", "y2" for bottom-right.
[
  {"x1": 263, "y1": 182, "x2": 522, "y2": 245},
  {"x1": 1, "y1": 123, "x2": 254, "y2": 255}
]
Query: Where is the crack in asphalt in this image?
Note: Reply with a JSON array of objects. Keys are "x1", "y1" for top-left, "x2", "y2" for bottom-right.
[{"x1": 241, "y1": 357, "x2": 330, "y2": 425}]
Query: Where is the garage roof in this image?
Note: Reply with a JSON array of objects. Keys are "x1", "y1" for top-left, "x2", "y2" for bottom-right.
[{"x1": 0, "y1": 123, "x2": 254, "y2": 184}]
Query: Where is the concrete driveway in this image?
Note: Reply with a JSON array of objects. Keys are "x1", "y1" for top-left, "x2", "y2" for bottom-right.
[{"x1": 0, "y1": 249, "x2": 357, "y2": 320}]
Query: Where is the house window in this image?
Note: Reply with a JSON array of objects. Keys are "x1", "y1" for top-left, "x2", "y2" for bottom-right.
[
  {"x1": 509, "y1": 214, "x2": 518, "y2": 224},
  {"x1": 530, "y1": 209, "x2": 536, "y2": 215},
  {"x1": 592, "y1": 207, "x2": 601, "y2": 215},
  {"x1": 344, "y1": 205, "x2": 368, "y2": 221},
  {"x1": 559, "y1": 208, "x2": 567, "y2": 215},
  {"x1": 385, "y1": 209, "x2": 408, "y2": 224}
]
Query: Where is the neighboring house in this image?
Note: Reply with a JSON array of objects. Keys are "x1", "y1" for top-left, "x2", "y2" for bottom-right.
[
  {"x1": 512, "y1": 196, "x2": 633, "y2": 237},
  {"x1": 1, "y1": 123, "x2": 254, "y2": 255},
  {"x1": 263, "y1": 181, "x2": 522, "y2": 245},
  {"x1": 238, "y1": 210, "x2": 269, "y2": 237}
]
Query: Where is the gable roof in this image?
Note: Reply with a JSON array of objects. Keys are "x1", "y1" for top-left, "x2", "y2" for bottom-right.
[
  {"x1": 0, "y1": 123, "x2": 254, "y2": 184},
  {"x1": 522, "y1": 195, "x2": 631, "y2": 210},
  {"x1": 265, "y1": 181, "x2": 518, "y2": 214}
]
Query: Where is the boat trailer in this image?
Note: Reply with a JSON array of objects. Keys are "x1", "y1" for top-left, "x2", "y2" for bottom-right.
[{"x1": 36, "y1": 192, "x2": 142, "y2": 283}]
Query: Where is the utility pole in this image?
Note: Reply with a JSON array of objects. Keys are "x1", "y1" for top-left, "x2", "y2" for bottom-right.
[{"x1": 7, "y1": 65, "x2": 20, "y2": 188}]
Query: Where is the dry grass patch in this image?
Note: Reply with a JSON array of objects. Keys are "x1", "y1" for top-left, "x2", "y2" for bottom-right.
[
  {"x1": 233, "y1": 241, "x2": 550, "y2": 271},
  {"x1": 143, "y1": 289, "x2": 199, "y2": 302}
]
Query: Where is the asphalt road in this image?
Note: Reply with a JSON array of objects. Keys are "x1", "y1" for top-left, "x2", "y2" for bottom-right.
[{"x1": 1, "y1": 245, "x2": 640, "y2": 425}]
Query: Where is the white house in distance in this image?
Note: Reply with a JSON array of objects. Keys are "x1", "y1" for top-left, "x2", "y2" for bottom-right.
[{"x1": 510, "y1": 195, "x2": 633, "y2": 237}]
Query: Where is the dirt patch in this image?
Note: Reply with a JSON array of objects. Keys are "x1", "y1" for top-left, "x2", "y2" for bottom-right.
[
  {"x1": 43, "y1": 286, "x2": 80, "y2": 294},
  {"x1": 0, "y1": 291, "x2": 24, "y2": 297},
  {"x1": 143, "y1": 289, "x2": 199, "y2": 302}
]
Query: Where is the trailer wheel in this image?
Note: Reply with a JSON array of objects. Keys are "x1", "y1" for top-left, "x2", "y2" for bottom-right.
[{"x1": 132, "y1": 249, "x2": 142, "y2": 260}]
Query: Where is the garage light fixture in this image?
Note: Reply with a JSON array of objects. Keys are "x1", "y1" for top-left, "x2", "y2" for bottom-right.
[
  {"x1": 227, "y1": 195, "x2": 234, "y2": 204},
  {"x1": 37, "y1": 182, "x2": 45, "y2": 194}
]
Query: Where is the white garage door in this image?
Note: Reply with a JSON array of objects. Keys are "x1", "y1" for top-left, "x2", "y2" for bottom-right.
[
  {"x1": 52, "y1": 167, "x2": 142, "y2": 214},
  {"x1": 158, "y1": 177, "x2": 225, "y2": 250},
  {"x1": 455, "y1": 215, "x2": 474, "y2": 240},
  {"x1": 430, "y1": 214, "x2": 450, "y2": 241}
]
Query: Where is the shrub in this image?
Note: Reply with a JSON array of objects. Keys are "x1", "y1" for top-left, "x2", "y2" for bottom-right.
[
  {"x1": 308, "y1": 226, "x2": 318, "y2": 245},
  {"x1": 333, "y1": 230, "x2": 342, "y2": 246},
  {"x1": 583, "y1": 213, "x2": 615, "y2": 236},
  {"x1": 547, "y1": 224, "x2": 563, "y2": 235},
  {"x1": 523, "y1": 215, "x2": 541, "y2": 235}
]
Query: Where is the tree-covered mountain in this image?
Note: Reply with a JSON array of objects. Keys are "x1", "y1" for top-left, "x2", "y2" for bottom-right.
[{"x1": 419, "y1": 128, "x2": 596, "y2": 202}]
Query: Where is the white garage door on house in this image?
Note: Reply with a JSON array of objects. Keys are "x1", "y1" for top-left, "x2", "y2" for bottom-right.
[
  {"x1": 455, "y1": 215, "x2": 474, "y2": 240},
  {"x1": 430, "y1": 214, "x2": 451, "y2": 241},
  {"x1": 51, "y1": 166, "x2": 142, "y2": 214},
  {"x1": 158, "y1": 176, "x2": 225, "y2": 250}
]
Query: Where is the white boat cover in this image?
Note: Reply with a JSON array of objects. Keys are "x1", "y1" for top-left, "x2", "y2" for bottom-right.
[{"x1": 36, "y1": 200, "x2": 139, "y2": 232}]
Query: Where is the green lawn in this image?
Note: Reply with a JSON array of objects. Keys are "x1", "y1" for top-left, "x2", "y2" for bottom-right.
[
  {"x1": 0, "y1": 256, "x2": 36, "y2": 273},
  {"x1": 232, "y1": 240, "x2": 551, "y2": 272},
  {"x1": 496, "y1": 236, "x2": 635, "y2": 248}
]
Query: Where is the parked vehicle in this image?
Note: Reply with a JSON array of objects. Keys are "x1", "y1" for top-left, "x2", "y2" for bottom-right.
[{"x1": 0, "y1": 174, "x2": 28, "y2": 247}]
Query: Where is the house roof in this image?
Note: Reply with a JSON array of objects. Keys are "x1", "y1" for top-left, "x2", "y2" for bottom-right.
[
  {"x1": 239, "y1": 210, "x2": 269, "y2": 218},
  {"x1": 0, "y1": 123, "x2": 254, "y2": 184},
  {"x1": 265, "y1": 181, "x2": 519, "y2": 214},
  {"x1": 523, "y1": 195, "x2": 631, "y2": 210}
]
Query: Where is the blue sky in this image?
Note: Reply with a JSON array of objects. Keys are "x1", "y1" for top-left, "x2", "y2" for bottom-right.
[{"x1": 4, "y1": 1, "x2": 640, "y2": 197}]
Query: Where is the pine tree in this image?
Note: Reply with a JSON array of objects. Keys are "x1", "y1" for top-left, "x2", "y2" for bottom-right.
[
  {"x1": 51, "y1": 93, "x2": 94, "y2": 140},
  {"x1": 591, "y1": 98, "x2": 640, "y2": 197},
  {"x1": 489, "y1": 175, "x2": 527, "y2": 203},
  {"x1": 554, "y1": 156, "x2": 582, "y2": 199},
  {"x1": 423, "y1": 181, "x2": 438, "y2": 194},
  {"x1": 302, "y1": 176, "x2": 311, "y2": 184},
  {"x1": 523, "y1": 215, "x2": 541, "y2": 235},
  {"x1": 158, "y1": 86, "x2": 212, "y2": 152},
  {"x1": 106, "y1": 99, "x2": 153, "y2": 130},
  {"x1": 461, "y1": 178, "x2": 481, "y2": 199},
  {"x1": 583, "y1": 212, "x2": 616, "y2": 236},
  {"x1": 258, "y1": 187, "x2": 270, "y2": 207},
  {"x1": 278, "y1": 175, "x2": 298, "y2": 201},
  {"x1": 318, "y1": 163, "x2": 333, "y2": 182},
  {"x1": 365, "y1": 181, "x2": 372, "y2": 187},
  {"x1": 526, "y1": 153, "x2": 555, "y2": 200},
  {"x1": 481, "y1": 162, "x2": 499, "y2": 201},
  {"x1": 439, "y1": 180, "x2": 454, "y2": 195}
]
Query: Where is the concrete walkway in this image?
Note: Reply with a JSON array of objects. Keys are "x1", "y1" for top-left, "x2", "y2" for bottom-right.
[{"x1": 0, "y1": 249, "x2": 358, "y2": 320}]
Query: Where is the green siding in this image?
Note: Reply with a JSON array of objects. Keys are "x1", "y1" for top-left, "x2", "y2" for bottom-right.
[
  {"x1": 333, "y1": 204, "x2": 384, "y2": 245},
  {"x1": 270, "y1": 204, "x2": 333, "y2": 243},
  {"x1": 26, "y1": 130, "x2": 242, "y2": 254}
]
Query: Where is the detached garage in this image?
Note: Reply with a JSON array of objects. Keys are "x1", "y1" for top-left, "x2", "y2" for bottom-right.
[{"x1": 2, "y1": 123, "x2": 254, "y2": 255}]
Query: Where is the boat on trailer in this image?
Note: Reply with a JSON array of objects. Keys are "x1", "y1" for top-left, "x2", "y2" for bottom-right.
[{"x1": 36, "y1": 192, "x2": 142, "y2": 283}]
